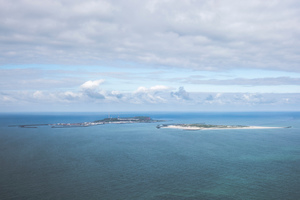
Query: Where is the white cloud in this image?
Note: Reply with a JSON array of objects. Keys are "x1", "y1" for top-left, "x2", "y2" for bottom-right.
[
  {"x1": 33, "y1": 91, "x2": 44, "y2": 99},
  {"x1": 79, "y1": 79, "x2": 125, "y2": 102},
  {"x1": 150, "y1": 85, "x2": 171, "y2": 91},
  {"x1": 0, "y1": 93, "x2": 15, "y2": 102},
  {"x1": 202, "y1": 93, "x2": 277, "y2": 106},
  {"x1": 1, "y1": 0, "x2": 299, "y2": 72},
  {"x1": 80, "y1": 79, "x2": 105, "y2": 90},
  {"x1": 135, "y1": 87, "x2": 147, "y2": 93},
  {"x1": 131, "y1": 85, "x2": 171, "y2": 104},
  {"x1": 182, "y1": 77, "x2": 300, "y2": 86},
  {"x1": 1, "y1": 84, "x2": 300, "y2": 111},
  {"x1": 135, "y1": 85, "x2": 171, "y2": 94},
  {"x1": 59, "y1": 91, "x2": 82, "y2": 102},
  {"x1": 171, "y1": 87, "x2": 191, "y2": 100},
  {"x1": 0, "y1": 68, "x2": 85, "y2": 90}
]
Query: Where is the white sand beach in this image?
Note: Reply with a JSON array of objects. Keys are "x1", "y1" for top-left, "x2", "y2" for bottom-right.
[{"x1": 162, "y1": 125, "x2": 285, "y2": 130}]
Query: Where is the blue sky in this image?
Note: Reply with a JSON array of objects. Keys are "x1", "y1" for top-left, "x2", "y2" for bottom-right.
[{"x1": 1, "y1": 0, "x2": 300, "y2": 112}]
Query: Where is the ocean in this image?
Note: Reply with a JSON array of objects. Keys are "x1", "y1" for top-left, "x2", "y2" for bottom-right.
[{"x1": 0, "y1": 112, "x2": 299, "y2": 200}]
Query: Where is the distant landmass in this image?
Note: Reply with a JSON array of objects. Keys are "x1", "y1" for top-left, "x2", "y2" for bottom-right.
[
  {"x1": 157, "y1": 123, "x2": 291, "y2": 130},
  {"x1": 9, "y1": 116, "x2": 165, "y2": 128},
  {"x1": 94, "y1": 116, "x2": 163, "y2": 123},
  {"x1": 9, "y1": 117, "x2": 291, "y2": 130}
]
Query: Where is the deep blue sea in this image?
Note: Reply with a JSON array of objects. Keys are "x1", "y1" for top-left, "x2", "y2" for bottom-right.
[{"x1": 0, "y1": 112, "x2": 299, "y2": 200}]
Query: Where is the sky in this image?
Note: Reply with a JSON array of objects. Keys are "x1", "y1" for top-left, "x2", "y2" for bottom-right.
[{"x1": 0, "y1": 0, "x2": 300, "y2": 112}]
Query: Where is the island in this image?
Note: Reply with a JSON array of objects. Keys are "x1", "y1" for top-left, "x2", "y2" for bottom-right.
[
  {"x1": 10, "y1": 118, "x2": 291, "y2": 130},
  {"x1": 156, "y1": 123, "x2": 291, "y2": 130},
  {"x1": 10, "y1": 116, "x2": 165, "y2": 128}
]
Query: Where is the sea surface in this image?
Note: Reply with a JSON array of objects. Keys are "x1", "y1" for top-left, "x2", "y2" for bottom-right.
[{"x1": 0, "y1": 112, "x2": 299, "y2": 200}]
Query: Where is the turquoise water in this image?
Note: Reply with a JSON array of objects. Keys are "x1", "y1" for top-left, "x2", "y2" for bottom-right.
[{"x1": 0, "y1": 112, "x2": 299, "y2": 199}]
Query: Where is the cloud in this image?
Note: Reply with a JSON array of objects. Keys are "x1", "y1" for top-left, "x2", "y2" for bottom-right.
[
  {"x1": 78, "y1": 79, "x2": 128, "y2": 102},
  {"x1": 150, "y1": 85, "x2": 170, "y2": 91},
  {"x1": 1, "y1": 82, "x2": 300, "y2": 111},
  {"x1": 171, "y1": 87, "x2": 191, "y2": 100},
  {"x1": 110, "y1": 91, "x2": 123, "y2": 99},
  {"x1": 182, "y1": 77, "x2": 300, "y2": 86},
  {"x1": 0, "y1": 92, "x2": 16, "y2": 103},
  {"x1": 79, "y1": 79, "x2": 109, "y2": 100},
  {"x1": 33, "y1": 91, "x2": 44, "y2": 99},
  {"x1": 0, "y1": 68, "x2": 85, "y2": 90},
  {"x1": 205, "y1": 94, "x2": 214, "y2": 101},
  {"x1": 203, "y1": 93, "x2": 277, "y2": 105},
  {"x1": 59, "y1": 91, "x2": 82, "y2": 101},
  {"x1": 131, "y1": 85, "x2": 171, "y2": 104},
  {"x1": 1, "y1": 0, "x2": 300, "y2": 72},
  {"x1": 80, "y1": 79, "x2": 105, "y2": 90},
  {"x1": 135, "y1": 85, "x2": 171, "y2": 93},
  {"x1": 83, "y1": 90, "x2": 106, "y2": 100}
]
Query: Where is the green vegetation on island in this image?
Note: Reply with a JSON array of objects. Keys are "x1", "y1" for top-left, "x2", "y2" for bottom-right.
[
  {"x1": 11, "y1": 116, "x2": 164, "y2": 128},
  {"x1": 157, "y1": 123, "x2": 290, "y2": 130},
  {"x1": 156, "y1": 123, "x2": 247, "y2": 129},
  {"x1": 94, "y1": 116, "x2": 163, "y2": 123},
  {"x1": 186, "y1": 124, "x2": 247, "y2": 128},
  {"x1": 10, "y1": 117, "x2": 290, "y2": 130}
]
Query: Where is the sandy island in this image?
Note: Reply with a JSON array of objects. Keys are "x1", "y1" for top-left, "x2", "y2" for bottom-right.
[{"x1": 160, "y1": 125, "x2": 288, "y2": 130}]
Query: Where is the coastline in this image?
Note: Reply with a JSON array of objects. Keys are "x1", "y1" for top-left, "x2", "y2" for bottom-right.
[
  {"x1": 160, "y1": 125, "x2": 287, "y2": 130},
  {"x1": 10, "y1": 116, "x2": 165, "y2": 128}
]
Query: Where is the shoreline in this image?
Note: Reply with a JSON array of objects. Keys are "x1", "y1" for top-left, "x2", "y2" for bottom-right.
[
  {"x1": 160, "y1": 125, "x2": 287, "y2": 130},
  {"x1": 10, "y1": 116, "x2": 165, "y2": 128}
]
